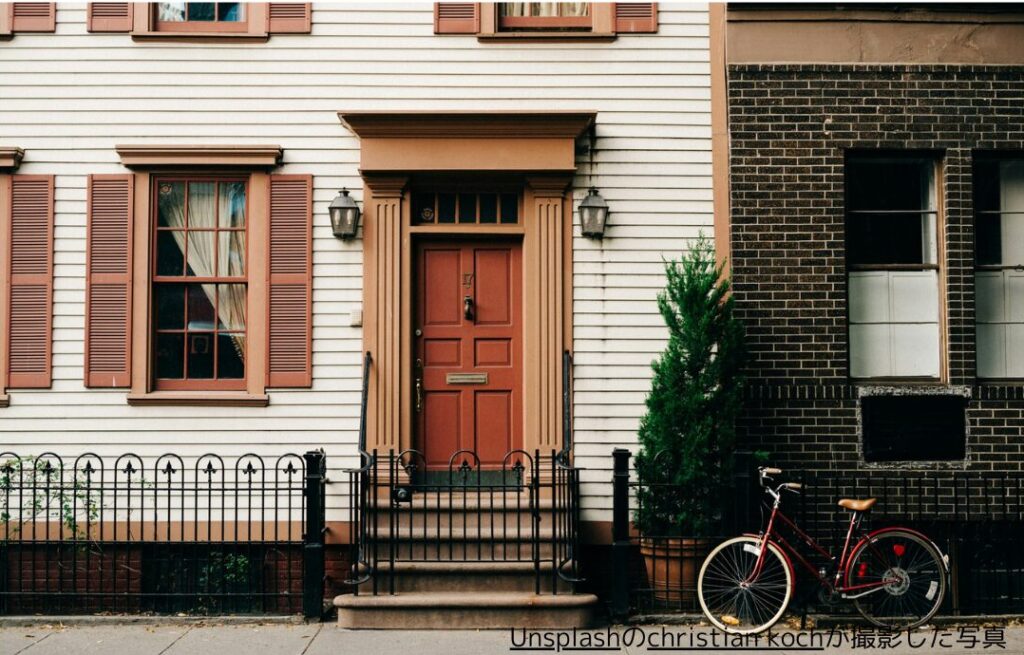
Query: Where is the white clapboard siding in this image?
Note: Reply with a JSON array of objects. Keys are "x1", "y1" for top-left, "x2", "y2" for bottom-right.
[{"x1": 0, "y1": 3, "x2": 712, "y2": 525}]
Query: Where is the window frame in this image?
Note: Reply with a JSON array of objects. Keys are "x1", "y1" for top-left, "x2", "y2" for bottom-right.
[
  {"x1": 132, "y1": 2, "x2": 270, "y2": 40},
  {"x1": 479, "y1": 3, "x2": 615, "y2": 40},
  {"x1": 150, "y1": 174, "x2": 250, "y2": 392},
  {"x1": 973, "y1": 152, "x2": 1024, "y2": 381},
  {"x1": 845, "y1": 153, "x2": 947, "y2": 383}
]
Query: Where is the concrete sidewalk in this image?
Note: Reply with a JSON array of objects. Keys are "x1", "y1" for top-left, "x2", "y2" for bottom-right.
[{"x1": 2, "y1": 621, "x2": 1022, "y2": 655}]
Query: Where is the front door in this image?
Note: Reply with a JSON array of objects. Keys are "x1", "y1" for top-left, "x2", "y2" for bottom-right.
[{"x1": 414, "y1": 239, "x2": 523, "y2": 470}]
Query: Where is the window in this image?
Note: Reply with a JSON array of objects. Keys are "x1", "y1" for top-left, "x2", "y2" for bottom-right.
[
  {"x1": 433, "y1": 3, "x2": 657, "y2": 38},
  {"x1": 155, "y1": 2, "x2": 246, "y2": 32},
  {"x1": 975, "y1": 157, "x2": 1024, "y2": 378},
  {"x1": 498, "y1": 3, "x2": 591, "y2": 31},
  {"x1": 411, "y1": 191, "x2": 520, "y2": 225},
  {"x1": 861, "y1": 395, "x2": 966, "y2": 462},
  {"x1": 846, "y1": 157, "x2": 941, "y2": 379},
  {"x1": 152, "y1": 178, "x2": 247, "y2": 390}
]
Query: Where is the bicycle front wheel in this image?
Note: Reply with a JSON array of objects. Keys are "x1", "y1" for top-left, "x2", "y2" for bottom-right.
[
  {"x1": 698, "y1": 536, "x2": 793, "y2": 634},
  {"x1": 847, "y1": 529, "x2": 947, "y2": 630}
]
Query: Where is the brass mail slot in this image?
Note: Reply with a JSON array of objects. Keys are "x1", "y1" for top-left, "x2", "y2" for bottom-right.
[{"x1": 446, "y1": 372, "x2": 488, "y2": 385}]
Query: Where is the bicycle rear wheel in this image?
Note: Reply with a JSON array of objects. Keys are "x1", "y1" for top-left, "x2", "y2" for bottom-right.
[
  {"x1": 697, "y1": 536, "x2": 793, "y2": 634},
  {"x1": 847, "y1": 529, "x2": 947, "y2": 630}
]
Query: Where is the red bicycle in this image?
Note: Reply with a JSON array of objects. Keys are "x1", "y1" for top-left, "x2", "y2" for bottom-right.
[{"x1": 697, "y1": 467, "x2": 948, "y2": 634}]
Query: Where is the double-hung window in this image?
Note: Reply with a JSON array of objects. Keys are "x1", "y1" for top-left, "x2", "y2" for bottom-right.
[
  {"x1": 155, "y1": 2, "x2": 247, "y2": 32},
  {"x1": 846, "y1": 157, "x2": 941, "y2": 379},
  {"x1": 497, "y1": 3, "x2": 591, "y2": 31},
  {"x1": 975, "y1": 157, "x2": 1024, "y2": 379},
  {"x1": 153, "y1": 178, "x2": 247, "y2": 390}
]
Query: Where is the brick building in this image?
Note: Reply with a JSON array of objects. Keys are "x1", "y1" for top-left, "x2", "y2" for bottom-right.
[{"x1": 725, "y1": 4, "x2": 1024, "y2": 472}]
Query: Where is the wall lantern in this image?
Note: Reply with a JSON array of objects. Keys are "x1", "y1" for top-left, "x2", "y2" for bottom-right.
[
  {"x1": 579, "y1": 187, "x2": 609, "y2": 239},
  {"x1": 329, "y1": 188, "x2": 361, "y2": 239}
]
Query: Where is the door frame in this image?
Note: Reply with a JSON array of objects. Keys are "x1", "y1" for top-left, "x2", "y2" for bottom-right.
[{"x1": 343, "y1": 112, "x2": 594, "y2": 459}]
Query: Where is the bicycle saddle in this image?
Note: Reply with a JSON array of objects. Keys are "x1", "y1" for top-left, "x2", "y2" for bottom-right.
[{"x1": 837, "y1": 498, "x2": 877, "y2": 512}]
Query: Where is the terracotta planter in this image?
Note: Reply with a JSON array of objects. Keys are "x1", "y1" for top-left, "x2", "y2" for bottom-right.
[{"x1": 639, "y1": 537, "x2": 711, "y2": 605}]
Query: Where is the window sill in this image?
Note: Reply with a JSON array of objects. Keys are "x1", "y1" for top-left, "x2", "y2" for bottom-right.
[
  {"x1": 127, "y1": 392, "x2": 269, "y2": 407},
  {"x1": 131, "y1": 31, "x2": 269, "y2": 43},
  {"x1": 477, "y1": 32, "x2": 615, "y2": 43}
]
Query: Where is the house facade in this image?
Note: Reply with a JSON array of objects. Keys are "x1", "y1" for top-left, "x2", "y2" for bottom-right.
[
  {"x1": 726, "y1": 5, "x2": 1024, "y2": 472},
  {"x1": 0, "y1": 2, "x2": 723, "y2": 621}
]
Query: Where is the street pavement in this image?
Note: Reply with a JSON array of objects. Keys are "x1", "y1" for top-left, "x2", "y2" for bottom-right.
[{"x1": 1, "y1": 621, "x2": 1022, "y2": 655}]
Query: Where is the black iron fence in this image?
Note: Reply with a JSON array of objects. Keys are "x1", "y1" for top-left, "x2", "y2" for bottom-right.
[
  {"x1": 610, "y1": 450, "x2": 1024, "y2": 619},
  {"x1": 0, "y1": 450, "x2": 327, "y2": 617}
]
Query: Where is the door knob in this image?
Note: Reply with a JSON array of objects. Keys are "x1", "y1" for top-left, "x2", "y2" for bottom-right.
[{"x1": 463, "y1": 295, "x2": 475, "y2": 321}]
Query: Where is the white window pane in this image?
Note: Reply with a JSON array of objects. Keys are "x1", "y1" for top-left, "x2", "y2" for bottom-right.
[
  {"x1": 892, "y1": 323, "x2": 940, "y2": 377},
  {"x1": 1001, "y1": 160, "x2": 1024, "y2": 213},
  {"x1": 977, "y1": 323, "x2": 1007, "y2": 378},
  {"x1": 849, "y1": 272, "x2": 890, "y2": 323},
  {"x1": 976, "y1": 272, "x2": 1005, "y2": 323},
  {"x1": 1007, "y1": 272, "x2": 1024, "y2": 322},
  {"x1": 850, "y1": 324, "x2": 891, "y2": 378},
  {"x1": 890, "y1": 271, "x2": 938, "y2": 323},
  {"x1": 1007, "y1": 324, "x2": 1024, "y2": 377}
]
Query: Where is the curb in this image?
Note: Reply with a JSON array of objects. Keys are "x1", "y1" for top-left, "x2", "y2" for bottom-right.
[{"x1": 0, "y1": 614, "x2": 311, "y2": 628}]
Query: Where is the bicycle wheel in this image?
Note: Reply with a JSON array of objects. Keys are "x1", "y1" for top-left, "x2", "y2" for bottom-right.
[
  {"x1": 847, "y1": 529, "x2": 947, "y2": 630},
  {"x1": 698, "y1": 536, "x2": 793, "y2": 634}
]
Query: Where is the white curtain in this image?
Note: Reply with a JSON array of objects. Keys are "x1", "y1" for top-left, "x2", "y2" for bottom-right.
[
  {"x1": 501, "y1": 3, "x2": 590, "y2": 17},
  {"x1": 160, "y1": 182, "x2": 246, "y2": 361}
]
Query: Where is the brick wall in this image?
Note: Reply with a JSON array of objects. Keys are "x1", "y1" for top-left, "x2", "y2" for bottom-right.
[{"x1": 728, "y1": 64, "x2": 1024, "y2": 472}]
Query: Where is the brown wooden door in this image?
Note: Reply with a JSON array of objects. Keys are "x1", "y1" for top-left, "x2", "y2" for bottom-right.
[{"x1": 414, "y1": 239, "x2": 523, "y2": 470}]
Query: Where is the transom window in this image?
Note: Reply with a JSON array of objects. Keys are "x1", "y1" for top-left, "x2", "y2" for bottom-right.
[
  {"x1": 153, "y1": 178, "x2": 247, "y2": 390},
  {"x1": 412, "y1": 192, "x2": 520, "y2": 225},
  {"x1": 846, "y1": 157, "x2": 941, "y2": 379},
  {"x1": 156, "y1": 2, "x2": 247, "y2": 32},
  {"x1": 498, "y1": 3, "x2": 592, "y2": 30},
  {"x1": 974, "y1": 157, "x2": 1024, "y2": 378}
]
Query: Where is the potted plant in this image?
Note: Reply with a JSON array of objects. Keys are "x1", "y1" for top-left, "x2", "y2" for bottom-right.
[{"x1": 634, "y1": 235, "x2": 745, "y2": 604}]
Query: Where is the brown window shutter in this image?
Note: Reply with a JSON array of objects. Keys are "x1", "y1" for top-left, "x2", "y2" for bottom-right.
[
  {"x1": 11, "y1": 3, "x2": 56, "y2": 32},
  {"x1": 434, "y1": 3, "x2": 479, "y2": 34},
  {"x1": 614, "y1": 3, "x2": 657, "y2": 33},
  {"x1": 268, "y1": 3, "x2": 311, "y2": 34},
  {"x1": 7, "y1": 175, "x2": 53, "y2": 389},
  {"x1": 268, "y1": 175, "x2": 313, "y2": 388},
  {"x1": 85, "y1": 175, "x2": 133, "y2": 388},
  {"x1": 87, "y1": 3, "x2": 133, "y2": 32}
]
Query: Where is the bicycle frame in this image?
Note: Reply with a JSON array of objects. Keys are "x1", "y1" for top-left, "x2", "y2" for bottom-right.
[{"x1": 748, "y1": 491, "x2": 901, "y2": 599}]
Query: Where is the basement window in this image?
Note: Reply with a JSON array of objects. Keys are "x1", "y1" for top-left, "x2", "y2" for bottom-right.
[{"x1": 861, "y1": 395, "x2": 966, "y2": 462}]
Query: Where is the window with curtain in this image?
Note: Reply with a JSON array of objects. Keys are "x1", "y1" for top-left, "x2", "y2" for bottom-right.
[
  {"x1": 153, "y1": 177, "x2": 247, "y2": 390},
  {"x1": 498, "y1": 3, "x2": 592, "y2": 30},
  {"x1": 975, "y1": 157, "x2": 1024, "y2": 379},
  {"x1": 846, "y1": 157, "x2": 941, "y2": 379},
  {"x1": 155, "y1": 2, "x2": 248, "y2": 32}
]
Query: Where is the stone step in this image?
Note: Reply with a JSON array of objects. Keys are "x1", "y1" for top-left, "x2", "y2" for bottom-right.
[
  {"x1": 362, "y1": 561, "x2": 573, "y2": 593},
  {"x1": 372, "y1": 508, "x2": 556, "y2": 531},
  {"x1": 366, "y1": 539, "x2": 557, "y2": 561},
  {"x1": 334, "y1": 591, "x2": 599, "y2": 629}
]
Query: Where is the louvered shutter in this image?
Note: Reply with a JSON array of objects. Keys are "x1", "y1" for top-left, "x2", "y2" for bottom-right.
[
  {"x1": 87, "y1": 2, "x2": 132, "y2": 32},
  {"x1": 434, "y1": 3, "x2": 479, "y2": 34},
  {"x1": 268, "y1": 175, "x2": 312, "y2": 388},
  {"x1": 614, "y1": 3, "x2": 657, "y2": 33},
  {"x1": 7, "y1": 175, "x2": 53, "y2": 389},
  {"x1": 85, "y1": 175, "x2": 133, "y2": 388},
  {"x1": 268, "y1": 3, "x2": 311, "y2": 33},
  {"x1": 11, "y1": 3, "x2": 55, "y2": 32}
]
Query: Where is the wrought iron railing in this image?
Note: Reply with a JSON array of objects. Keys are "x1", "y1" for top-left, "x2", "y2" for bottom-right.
[
  {"x1": 0, "y1": 450, "x2": 326, "y2": 617},
  {"x1": 344, "y1": 350, "x2": 582, "y2": 596},
  {"x1": 609, "y1": 450, "x2": 1024, "y2": 619}
]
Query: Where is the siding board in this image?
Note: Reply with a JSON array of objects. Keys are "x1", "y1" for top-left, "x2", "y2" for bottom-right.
[{"x1": 0, "y1": 4, "x2": 712, "y2": 523}]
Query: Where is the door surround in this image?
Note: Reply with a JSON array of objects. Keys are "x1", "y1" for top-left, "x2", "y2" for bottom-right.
[{"x1": 340, "y1": 111, "x2": 595, "y2": 456}]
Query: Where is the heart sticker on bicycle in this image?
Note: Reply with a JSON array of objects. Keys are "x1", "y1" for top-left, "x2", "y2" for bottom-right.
[{"x1": 893, "y1": 543, "x2": 906, "y2": 557}]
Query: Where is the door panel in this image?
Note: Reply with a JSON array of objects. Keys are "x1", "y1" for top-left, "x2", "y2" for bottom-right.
[{"x1": 415, "y1": 239, "x2": 522, "y2": 470}]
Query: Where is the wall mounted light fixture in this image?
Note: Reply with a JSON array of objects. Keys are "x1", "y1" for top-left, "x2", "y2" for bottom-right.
[{"x1": 329, "y1": 188, "x2": 361, "y2": 239}]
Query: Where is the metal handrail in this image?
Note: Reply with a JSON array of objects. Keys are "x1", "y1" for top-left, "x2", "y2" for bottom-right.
[{"x1": 343, "y1": 351, "x2": 374, "y2": 586}]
